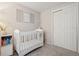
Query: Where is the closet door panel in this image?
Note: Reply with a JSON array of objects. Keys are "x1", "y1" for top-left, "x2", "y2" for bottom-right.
[
  {"x1": 54, "y1": 4, "x2": 77, "y2": 51},
  {"x1": 64, "y1": 4, "x2": 77, "y2": 51},
  {"x1": 54, "y1": 10, "x2": 65, "y2": 48}
]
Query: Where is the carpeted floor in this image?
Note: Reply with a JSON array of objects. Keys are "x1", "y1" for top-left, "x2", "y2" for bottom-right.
[{"x1": 13, "y1": 44, "x2": 79, "y2": 56}]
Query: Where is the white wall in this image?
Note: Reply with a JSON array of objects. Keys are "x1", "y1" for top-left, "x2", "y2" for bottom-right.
[
  {"x1": 0, "y1": 4, "x2": 40, "y2": 34},
  {"x1": 77, "y1": 3, "x2": 79, "y2": 53},
  {"x1": 40, "y1": 9, "x2": 53, "y2": 45}
]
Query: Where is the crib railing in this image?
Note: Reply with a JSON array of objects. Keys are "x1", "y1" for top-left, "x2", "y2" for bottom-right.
[
  {"x1": 14, "y1": 29, "x2": 43, "y2": 53},
  {"x1": 19, "y1": 31, "x2": 37, "y2": 43}
]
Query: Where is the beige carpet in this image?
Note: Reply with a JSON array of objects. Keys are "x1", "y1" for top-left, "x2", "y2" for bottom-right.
[{"x1": 13, "y1": 44, "x2": 79, "y2": 56}]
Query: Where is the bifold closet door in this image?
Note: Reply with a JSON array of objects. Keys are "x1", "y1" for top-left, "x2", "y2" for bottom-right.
[{"x1": 54, "y1": 4, "x2": 77, "y2": 51}]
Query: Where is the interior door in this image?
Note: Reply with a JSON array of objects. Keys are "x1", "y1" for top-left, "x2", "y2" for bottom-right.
[
  {"x1": 54, "y1": 4, "x2": 77, "y2": 51},
  {"x1": 54, "y1": 9, "x2": 65, "y2": 48}
]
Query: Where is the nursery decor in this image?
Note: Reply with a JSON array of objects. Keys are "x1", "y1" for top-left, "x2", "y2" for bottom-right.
[
  {"x1": 14, "y1": 29, "x2": 44, "y2": 56},
  {"x1": 0, "y1": 34, "x2": 13, "y2": 56},
  {"x1": 0, "y1": 22, "x2": 7, "y2": 35}
]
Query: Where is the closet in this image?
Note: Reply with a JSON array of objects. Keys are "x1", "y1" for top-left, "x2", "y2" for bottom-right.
[{"x1": 53, "y1": 3, "x2": 78, "y2": 52}]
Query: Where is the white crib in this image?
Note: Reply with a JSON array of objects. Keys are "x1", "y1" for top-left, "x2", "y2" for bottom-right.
[{"x1": 14, "y1": 29, "x2": 44, "y2": 56}]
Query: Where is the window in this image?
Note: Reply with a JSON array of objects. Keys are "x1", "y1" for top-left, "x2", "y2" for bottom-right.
[{"x1": 17, "y1": 9, "x2": 35, "y2": 23}]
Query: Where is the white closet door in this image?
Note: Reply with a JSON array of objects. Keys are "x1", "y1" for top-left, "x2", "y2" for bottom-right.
[
  {"x1": 54, "y1": 10, "x2": 65, "y2": 48},
  {"x1": 54, "y1": 4, "x2": 77, "y2": 51}
]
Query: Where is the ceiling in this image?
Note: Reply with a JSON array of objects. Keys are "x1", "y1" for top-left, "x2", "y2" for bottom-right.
[
  {"x1": 19, "y1": 2, "x2": 73, "y2": 12},
  {"x1": 0, "y1": 2, "x2": 73, "y2": 12}
]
